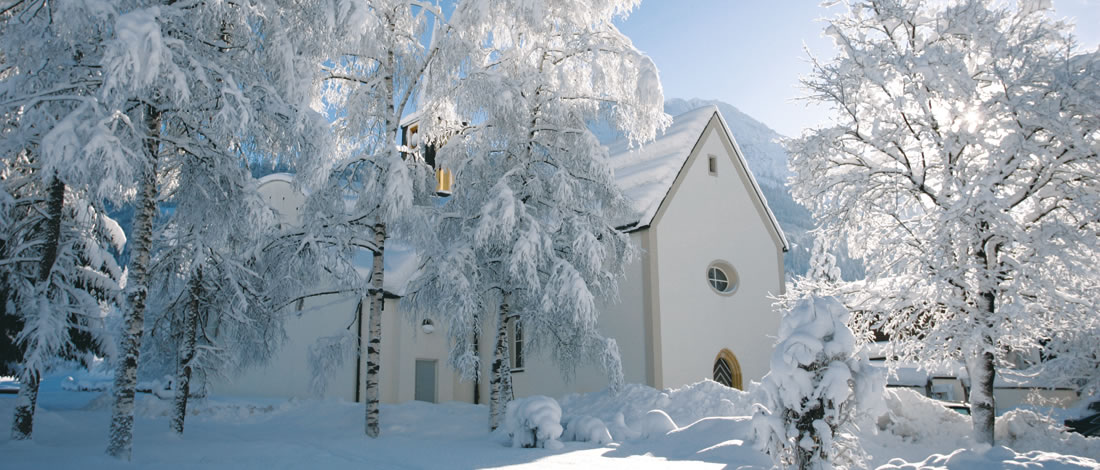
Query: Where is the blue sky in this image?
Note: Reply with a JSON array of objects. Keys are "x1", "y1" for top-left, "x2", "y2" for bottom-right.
[{"x1": 616, "y1": 1, "x2": 1100, "y2": 137}]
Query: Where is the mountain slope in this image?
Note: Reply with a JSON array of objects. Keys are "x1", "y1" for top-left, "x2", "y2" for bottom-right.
[{"x1": 663, "y1": 98, "x2": 789, "y2": 189}]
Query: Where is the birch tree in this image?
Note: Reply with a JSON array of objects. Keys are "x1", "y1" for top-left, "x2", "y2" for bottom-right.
[
  {"x1": 789, "y1": 0, "x2": 1100, "y2": 444},
  {"x1": 405, "y1": 0, "x2": 668, "y2": 430},
  {"x1": 143, "y1": 149, "x2": 282, "y2": 435},
  {"x1": 302, "y1": 0, "x2": 452, "y2": 438},
  {"x1": 89, "y1": 1, "x2": 325, "y2": 458}
]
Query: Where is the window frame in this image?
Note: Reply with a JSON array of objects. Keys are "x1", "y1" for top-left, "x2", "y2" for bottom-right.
[
  {"x1": 508, "y1": 317, "x2": 525, "y2": 372},
  {"x1": 706, "y1": 261, "x2": 738, "y2": 296}
]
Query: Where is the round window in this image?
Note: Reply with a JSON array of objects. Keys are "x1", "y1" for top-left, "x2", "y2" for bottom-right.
[{"x1": 706, "y1": 262, "x2": 738, "y2": 294}]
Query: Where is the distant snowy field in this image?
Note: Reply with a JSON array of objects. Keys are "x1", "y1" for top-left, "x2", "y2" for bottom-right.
[{"x1": 1, "y1": 375, "x2": 1097, "y2": 469}]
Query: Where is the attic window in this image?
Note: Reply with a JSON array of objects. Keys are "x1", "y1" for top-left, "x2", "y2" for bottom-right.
[
  {"x1": 406, "y1": 123, "x2": 420, "y2": 148},
  {"x1": 708, "y1": 155, "x2": 718, "y2": 175}
]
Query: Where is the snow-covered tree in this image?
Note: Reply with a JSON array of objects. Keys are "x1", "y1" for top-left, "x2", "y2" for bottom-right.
[
  {"x1": 403, "y1": 0, "x2": 668, "y2": 430},
  {"x1": 84, "y1": 1, "x2": 326, "y2": 458},
  {"x1": 788, "y1": 0, "x2": 1100, "y2": 445},
  {"x1": 294, "y1": 0, "x2": 470, "y2": 438},
  {"x1": 0, "y1": 0, "x2": 130, "y2": 440},
  {"x1": 143, "y1": 147, "x2": 283, "y2": 435},
  {"x1": 778, "y1": 236, "x2": 845, "y2": 312},
  {"x1": 0, "y1": 168, "x2": 124, "y2": 440},
  {"x1": 752, "y1": 296, "x2": 885, "y2": 470}
]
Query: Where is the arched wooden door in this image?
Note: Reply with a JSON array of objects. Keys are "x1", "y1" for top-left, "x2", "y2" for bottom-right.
[{"x1": 713, "y1": 349, "x2": 743, "y2": 390}]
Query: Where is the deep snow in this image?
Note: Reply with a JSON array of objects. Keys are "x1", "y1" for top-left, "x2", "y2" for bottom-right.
[{"x1": 0, "y1": 375, "x2": 1097, "y2": 469}]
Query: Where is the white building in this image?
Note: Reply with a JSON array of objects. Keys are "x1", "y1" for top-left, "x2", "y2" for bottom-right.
[{"x1": 214, "y1": 105, "x2": 789, "y2": 404}]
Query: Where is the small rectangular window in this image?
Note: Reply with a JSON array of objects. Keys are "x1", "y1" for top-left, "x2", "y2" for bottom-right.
[
  {"x1": 708, "y1": 155, "x2": 718, "y2": 175},
  {"x1": 509, "y1": 318, "x2": 524, "y2": 371}
]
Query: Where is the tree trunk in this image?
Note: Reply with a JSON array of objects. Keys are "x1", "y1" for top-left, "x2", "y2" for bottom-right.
[
  {"x1": 968, "y1": 345, "x2": 996, "y2": 445},
  {"x1": 488, "y1": 294, "x2": 513, "y2": 431},
  {"x1": 968, "y1": 289, "x2": 997, "y2": 446},
  {"x1": 11, "y1": 374, "x2": 39, "y2": 441},
  {"x1": 171, "y1": 267, "x2": 202, "y2": 435},
  {"x1": 107, "y1": 105, "x2": 160, "y2": 460},
  {"x1": 365, "y1": 222, "x2": 384, "y2": 438},
  {"x1": 969, "y1": 233, "x2": 1000, "y2": 446},
  {"x1": 11, "y1": 176, "x2": 65, "y2": 440},
  {"x1": 472, "y1": 313, "x2": 480, "y2": 405}
]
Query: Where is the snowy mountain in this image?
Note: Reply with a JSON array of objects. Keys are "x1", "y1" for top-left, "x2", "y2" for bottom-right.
[{"x1": 663, "y1": 98, "x2": 789, "y2": 188}]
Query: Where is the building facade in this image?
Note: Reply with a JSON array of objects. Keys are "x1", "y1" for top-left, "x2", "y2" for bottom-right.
[{"x1": 214, "y1": 106, "x2": 789, "y2": 404}]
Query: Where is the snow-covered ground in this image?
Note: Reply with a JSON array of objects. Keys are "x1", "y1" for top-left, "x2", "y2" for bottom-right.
[{"x1": 1, "y1": 375, "x2": 1097, "y2": 469}]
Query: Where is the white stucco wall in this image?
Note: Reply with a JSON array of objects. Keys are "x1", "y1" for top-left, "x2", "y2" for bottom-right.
[
  {"x1": 651, "y1": 120, "x2": 784, "y2": 390},
  {"x1": 212, "y1": 177, "x2": 361, "y2": 400},
  {"x1": 213, "y1": 176, "x2": 463, "y2": 404},
  {"x1": 508, "y1": 231, "x2": 649, "y2": 399},
  {"x1": 212, "y1": 295, "x2": 362, "y2": 400},
  {"x1": 382, "y1": 301, "x2": 468, "y2": 404}
]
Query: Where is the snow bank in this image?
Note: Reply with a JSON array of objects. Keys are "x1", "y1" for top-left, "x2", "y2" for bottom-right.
[
  {"x1": 867, "y1": 388, "x2": 1100, "y2": 466},
  {"x1": 79, "y1": 390, "x2": 289, "y2": 423},
  {"x1": 504, "y1": 395, "x2": 564, "y2": 449},
  {"x1": 0, "y1": 376, "x2": 18, "y2": 394},
  {"x1": 561, "y1": 415, "x2": 613, "y2": 445},
  {"x1": 877, "y1": 445, "x2": 1100, "y2": 469},
  {"x1": 879, "y1": 388, "x2": 971, "y2": 444},
  {"x1": 996, "y1": 409, "x2": 1100, "y2": 459},
  {"x1": 639, "y1": 409, "x2": 677, "y2": 438},
  {"x1": 559, "y1": 379, "x2": 753, "y2": 442},
  {"x1": 5, "y1": 373, "x2": 1098, "y2": 469}
]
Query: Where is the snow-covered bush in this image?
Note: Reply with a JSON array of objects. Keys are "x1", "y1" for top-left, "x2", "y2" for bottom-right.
[
  {"x1": 753, "y1": 296, "x2": 885, "y2": 469},
  {"x1": 558, "y1": 381, "x2": 754, "y2": 442},
  {"x1": 505, "y1": 395, "x2": 564, "y2": 449},
  {"x1": 562, "y1": 415, "x2": 613, "y2": 445},
  {"x1": 640, "y1": 409, "x2": 678, "y2": 438}
]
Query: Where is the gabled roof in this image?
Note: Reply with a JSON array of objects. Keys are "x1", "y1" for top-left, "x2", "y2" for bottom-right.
[{"x1": 607, "y1": 106, "x2": 789, "y2": 252}]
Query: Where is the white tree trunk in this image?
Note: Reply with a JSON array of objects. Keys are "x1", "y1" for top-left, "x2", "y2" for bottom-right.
[
  {"x1": 170, "y1": 268, "x2": 202, "y2": 435},
  {"x1": 488, "y1": 294, "x2": 513, "y2": 431},
  {"x1": 107, "y1": 106, "x2": 160, "y2": 460},
  {"x1": 11, "y1": 176, "x2": 65, "y2": 440},
  {"x1": 365, "y1": 223, "x2": 385, "y2": 438}
]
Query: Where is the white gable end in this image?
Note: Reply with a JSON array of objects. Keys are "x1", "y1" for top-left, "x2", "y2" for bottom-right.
[{"x1": 647, "y1": 116, "x2": 785, "y2": 389}]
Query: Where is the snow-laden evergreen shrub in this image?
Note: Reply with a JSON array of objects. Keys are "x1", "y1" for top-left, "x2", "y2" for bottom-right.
[
  {"x1": 752, "y1": 296, "x2": 885, "y2": 469},
  {"x1": 505, "y1": 395, "x2": 564, "y2": 449}
]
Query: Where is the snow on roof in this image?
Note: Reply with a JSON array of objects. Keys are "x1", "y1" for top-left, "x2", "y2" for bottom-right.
[
  {"x1": 878, "y1": 364, "x2": 931, "y2": 387},
  {"x1": 606, "y1": 106, "x2": 789, "y2": 251},
  {"x1": 607, "y1": 106, "x2": 716, "y2": 229},
  {"x1": 257, "y1": 172, "x2": 296, "y2": 186},
  {"x1": 381, "y1": 243, "x2": 419, "y2": 297},
  {"x1": 346, "y1": 243, "x2": 419, "y2": 298}
]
